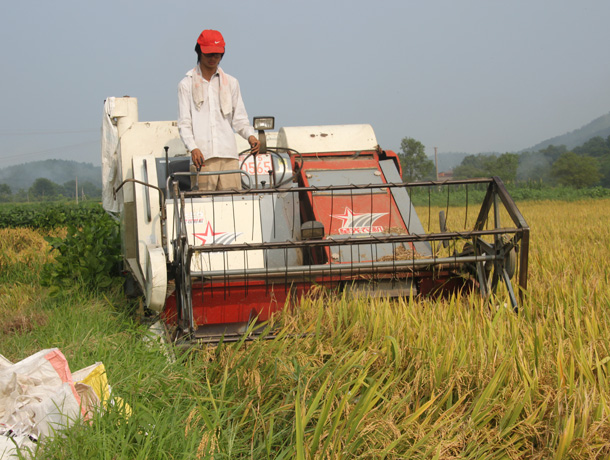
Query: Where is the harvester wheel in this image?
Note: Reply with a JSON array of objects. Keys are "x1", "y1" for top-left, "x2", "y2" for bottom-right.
[
  {"x1": 461, "y1": 236, "x2": 517, "y2": 307},
  {"x1": 123, "y1": 273, "x2": 142, "y2": 298},
  {"x1": 174, "y1": 237, "x2": 193, "y2": 335}
]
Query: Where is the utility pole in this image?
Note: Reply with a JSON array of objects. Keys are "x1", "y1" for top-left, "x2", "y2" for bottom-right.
[
  {"x1": 434, "y1": 147, "x2": 438, "y2": 180},
  {"x1": 75, "y1": 176, "x2": 79, "y2": 205}
]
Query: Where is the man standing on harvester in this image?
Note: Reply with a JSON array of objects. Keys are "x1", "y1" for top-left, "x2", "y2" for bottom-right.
[{"x1": 177, "y1": 29, "x2": 259, "y2": 191}]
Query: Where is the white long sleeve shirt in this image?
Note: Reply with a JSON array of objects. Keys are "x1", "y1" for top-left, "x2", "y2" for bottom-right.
[{"x1": 177, "y1": 66, "x2": 255, "y2": 160}]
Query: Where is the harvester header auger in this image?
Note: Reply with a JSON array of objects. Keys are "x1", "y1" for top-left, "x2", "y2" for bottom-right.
[{"x1": 102, "y1": 97, "x2": 529, "y2": 345}]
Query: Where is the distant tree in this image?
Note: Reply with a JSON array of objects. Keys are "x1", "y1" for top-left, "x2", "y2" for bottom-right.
[
  {"x1": 571, "y1": 136, "x2": 610, "y2": 187},
  {"x1": 573, "y1": 136, "x2": 610, "y2": 157},
  {"x1": 539, "y1": 145, "x2": 567, "y2": 162},
  {"x1": 453, "y1": 153, "x2": 518, "y2": 183},
  {"x1": 491, "y1": 153, "x2": 519, "y2": 182},
  {"x1": 81, "y1": 181, "x2": 102, "y2": 199},
  {"x1": 551, "y1": 152, "x2": 601, "y2": 188},
  {"x1": 63, "y1": 180, "x2": 77, "y2": 198},
  {"x1": 29, "y1": 178, "x2": 61, "y2": 199},
  {"x1": 516, "y1": 151, "x2": 552, "y2": 182},
  {"x1": 0, "y1": 183, "x2": 11, "y2": 202},
  {"x1": 13, "y1": 189, "x2": 30, "y2": 203},
  {"x1": 61, "y1": 180, "x2": 102, "y2": 200},
  {"x1": 596, "y1": 155, "x2": 610, "y2": 188},
  {"x1": 398, "y1": 137, "x2": 435, "y2": 182},
  {"x1": 452, "y1": 154, "x2": 486, "y2": 179}
]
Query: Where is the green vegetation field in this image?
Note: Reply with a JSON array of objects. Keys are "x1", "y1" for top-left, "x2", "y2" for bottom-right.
[
  {"x1": 0, "y1": 201, "x2": 105, "y2": 229},
  {"x1": 1, "y1": 199, "x2": 610, "y2": 459}
]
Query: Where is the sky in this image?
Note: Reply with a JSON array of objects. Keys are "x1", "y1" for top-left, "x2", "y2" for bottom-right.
[{"x1": 1, "y1": 0, "x2": 609, "y2": 168}]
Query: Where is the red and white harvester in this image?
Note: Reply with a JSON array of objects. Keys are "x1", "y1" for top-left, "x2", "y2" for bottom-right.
[{"x1": 102, "y1": 97, "x2": 530, "y2": 344}]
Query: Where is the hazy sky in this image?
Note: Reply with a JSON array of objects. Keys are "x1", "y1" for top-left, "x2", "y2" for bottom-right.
[{"x1": 1, "y1": 0, "x2": 609, "y2": 168}]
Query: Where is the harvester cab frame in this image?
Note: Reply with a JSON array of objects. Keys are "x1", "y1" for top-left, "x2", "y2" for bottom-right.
[{"x1": 102, "y1": 96, "x2": 530, "y2": 345}]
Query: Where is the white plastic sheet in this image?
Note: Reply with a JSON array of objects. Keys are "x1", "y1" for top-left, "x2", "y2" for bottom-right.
[{"x1": 101, "y1": 97, "x2": 122, "y2": 214}]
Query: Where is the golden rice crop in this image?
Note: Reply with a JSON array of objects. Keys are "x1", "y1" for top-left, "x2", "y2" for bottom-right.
[
  {"x1": 3, "y1": 199, "x2": 610, "y2": 459},
  {"x1": 0, "y1": 228, "x2": 53, "y2": 269},
  {"x1": 0, "y1": 228, "x2": 59, "y2": 335},
  {"x1": 182, "y1": 199, "x2": 610, "y2": 458}
]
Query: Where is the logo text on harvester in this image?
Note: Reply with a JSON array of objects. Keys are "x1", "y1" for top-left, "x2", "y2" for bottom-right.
[{"x1": 331, "y1": 207, "x2": 387, "y2": 234}]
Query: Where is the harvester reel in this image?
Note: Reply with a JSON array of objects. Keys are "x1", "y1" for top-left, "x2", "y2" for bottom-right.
[{"x1": 461, "y1": 235, "x2": 518, "y2": 308}]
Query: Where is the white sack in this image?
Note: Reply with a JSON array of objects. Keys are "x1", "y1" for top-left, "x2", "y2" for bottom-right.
[{"x1": 0, "y1": 349, "x2": 85, "y2": 459}]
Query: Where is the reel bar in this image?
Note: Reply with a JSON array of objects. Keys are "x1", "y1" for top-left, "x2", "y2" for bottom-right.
[
  {"x1": 178, "y1": 179, "x2": 495, "y2": 199},
  {"x1": 188, "y1": 253, "x2": 499, "y2": 280},
  {"x1": 186, "y1": 228, "x2": 525, "y2": 254}
]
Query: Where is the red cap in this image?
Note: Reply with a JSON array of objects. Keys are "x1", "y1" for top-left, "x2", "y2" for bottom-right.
[{"x1": 197, "y1": 29, "x2": 225, "y2": 54}]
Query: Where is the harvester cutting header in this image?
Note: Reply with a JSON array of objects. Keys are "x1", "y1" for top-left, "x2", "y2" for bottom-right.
[{"x1": 101, "y1": 96, "x2": 529, "y2": 344}]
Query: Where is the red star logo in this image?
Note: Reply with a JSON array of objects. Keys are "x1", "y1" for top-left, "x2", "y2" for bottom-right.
[
  {"x1": 193, "y1": 222, "x2": 225, "y2": 245},
  {"x1": 331, "y1": 207, "x2": 388, "y2": 228},
  {"x1": 331, "y1": 207, "x2": 358, "y2": 228}
]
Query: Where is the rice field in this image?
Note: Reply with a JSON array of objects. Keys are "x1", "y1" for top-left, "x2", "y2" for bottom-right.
[{"x1": 1, "y1": 199, "x2": 609, "y2": 459}]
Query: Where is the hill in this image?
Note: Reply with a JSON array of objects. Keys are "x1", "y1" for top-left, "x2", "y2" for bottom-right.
[
  {"x1": 524, "y1": 111, "x2": 610, "y2": 152},
  {"x1": 0, "y1": 159, "x2": 101, "y2": 192},
  {"x1": 434, "y1": 111, "x2": 610, "y2": 173}
]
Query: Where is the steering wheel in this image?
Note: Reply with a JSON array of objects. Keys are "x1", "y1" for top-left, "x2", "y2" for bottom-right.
[{"x1": 239, "y1": 147, "x2": 302, "y2": 189}]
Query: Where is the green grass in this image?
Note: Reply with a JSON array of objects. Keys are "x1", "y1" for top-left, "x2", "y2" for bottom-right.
[{"x1": 1, "y1": 199, "x2": 610, "y2": 459}]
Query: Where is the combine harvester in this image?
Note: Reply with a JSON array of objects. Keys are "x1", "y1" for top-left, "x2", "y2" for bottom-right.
[{"x1": 102, "y1": 97, "x2": 529, "y2": 344}]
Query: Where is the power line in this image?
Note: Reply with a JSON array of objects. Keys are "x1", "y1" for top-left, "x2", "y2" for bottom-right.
[{"x1": 0, "y1": 129, "x2": 98, "y2": 136}]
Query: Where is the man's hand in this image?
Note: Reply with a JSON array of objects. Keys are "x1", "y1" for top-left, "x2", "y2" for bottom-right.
[
  {"x1": 248, "y1": 136, "x2": 260, "y2": 155},
  {"x1": 191, "y1": 148, "x2": 204, "y2": 170}
]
